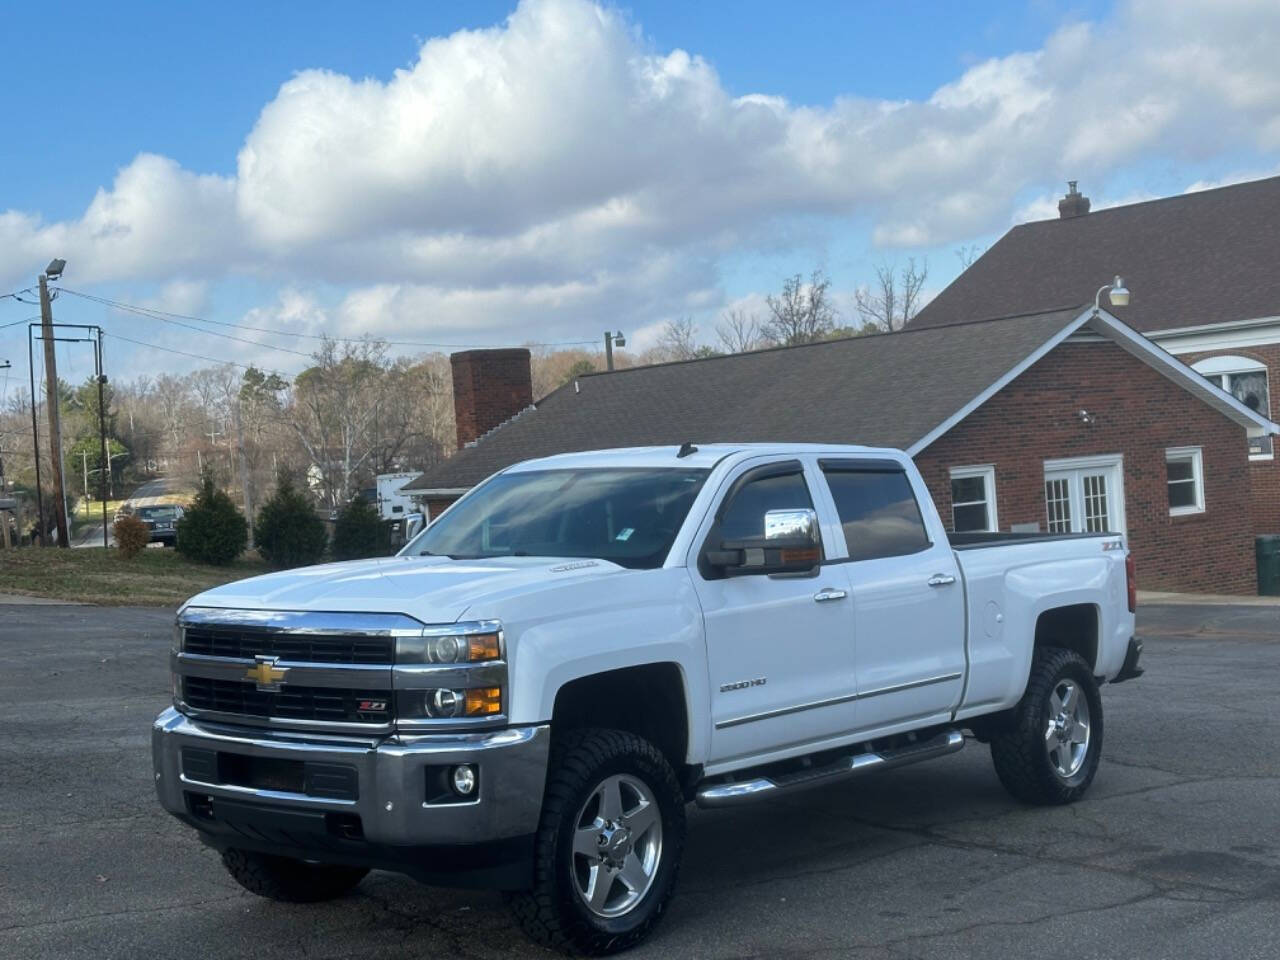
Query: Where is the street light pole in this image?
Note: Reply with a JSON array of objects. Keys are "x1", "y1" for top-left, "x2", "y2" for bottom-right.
[
  {"x1": 603, "y1": 330, "x2": 627, "y2": 371},
  {"x1": 38, "y1": 267, "x2": 70, "y2": 548}
]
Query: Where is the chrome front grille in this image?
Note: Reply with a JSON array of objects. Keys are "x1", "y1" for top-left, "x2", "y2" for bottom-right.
[
  {"x1": 171, "y1": 608, "x2": 509, "y2": 734},
  {"x1": 182, "y1": 676, "x2": 391, "y2": 724},
  {"x1": 182, "y1": 628, "x2": 393, "y2": 664}
]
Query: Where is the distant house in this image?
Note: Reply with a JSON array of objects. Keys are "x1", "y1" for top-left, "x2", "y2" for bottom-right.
[
  {"x1": 910, "y1": 176, "x2": 1280, "y2": 536},
  {"x1": 404, "y1": 306, "x2": 1277, "y2": 594}
]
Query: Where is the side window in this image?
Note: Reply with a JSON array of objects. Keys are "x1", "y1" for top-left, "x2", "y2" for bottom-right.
[
  {"x1": 718, "y1": 466, "x2": 815, "y2": 542},
  {"x1": 822, "y1": 463, "x2": 931, "y2": 562}
]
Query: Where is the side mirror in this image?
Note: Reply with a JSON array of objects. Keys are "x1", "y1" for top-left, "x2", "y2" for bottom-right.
[{"x1": 707, "y1": 508, "x2": 821, "y2": 575}]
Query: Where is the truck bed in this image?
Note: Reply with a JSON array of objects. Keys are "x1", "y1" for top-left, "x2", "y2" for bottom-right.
[{"x1": 949, "y1": 530, "x2": 1119, "y2": 550}]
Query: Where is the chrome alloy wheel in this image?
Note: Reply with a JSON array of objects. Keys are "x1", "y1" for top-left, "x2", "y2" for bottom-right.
[
  {"x1": 571, "y1": 773, "x2": 663, "y2": 918},
  {"x1": 1045, "y1": 678, "x2": 1091, "y2": 778}
]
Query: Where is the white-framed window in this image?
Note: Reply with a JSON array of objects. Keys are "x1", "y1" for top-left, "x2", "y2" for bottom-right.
[
  {"x1": 949, "y1": 465, "x2": 998, "y2": 533},
  {"x1": 1165, "y1": 446, "x2": 1205, "y2": 516},
  {"x1": 1043, "y1": 454, "x2": 1127, "y2": 536},
  {"x1": 1191, "y1": 355, "x2": 1272, "y2": 459}
]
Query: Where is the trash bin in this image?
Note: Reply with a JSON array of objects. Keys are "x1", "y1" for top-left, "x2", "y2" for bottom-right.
[{"x1": 1256, "y1": 535, "x2": 1280, "y2": 595}]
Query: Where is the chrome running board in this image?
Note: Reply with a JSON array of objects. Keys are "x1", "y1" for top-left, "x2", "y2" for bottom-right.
[{"x1": 694, "y1": 729, "x2": 965, "y2": 809}]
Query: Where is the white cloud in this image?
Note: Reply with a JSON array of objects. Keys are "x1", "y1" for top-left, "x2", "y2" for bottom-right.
[
  {"x1": 2, "y1": 0, "x2": 1279, "y2": 341},
  {"x1": 1, "y1": 154, "x2": 235, "y2": 289},
  {"x1": 141, "y1": 279, "x2": 210, "y2": 316}
]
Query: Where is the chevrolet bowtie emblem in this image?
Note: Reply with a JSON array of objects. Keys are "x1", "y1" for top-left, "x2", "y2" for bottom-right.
[{"x1": 246, "y1": 655, "x2": 289, "y2": 691}]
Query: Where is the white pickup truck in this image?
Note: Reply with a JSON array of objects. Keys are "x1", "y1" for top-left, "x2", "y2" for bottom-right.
[{"x1": 152, "y1": 444, "x2": 1143, "y2": 954}]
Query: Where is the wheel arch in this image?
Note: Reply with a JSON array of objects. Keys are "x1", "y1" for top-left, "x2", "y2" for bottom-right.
[
  {"x1": 1034, "y1": 602, "x2": 1100, "y2": 671},
  {"x1": 550, "y1": 662, "x2": 694, "y2": 784}
]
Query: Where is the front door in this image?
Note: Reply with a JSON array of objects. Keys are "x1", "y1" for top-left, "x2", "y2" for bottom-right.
[
  {"x1": 690, "y1": 458, "x2": 857, "y2": 766},
  {"x1": 1043, "y1": 455, "x2": 1126, "y2": 535}
]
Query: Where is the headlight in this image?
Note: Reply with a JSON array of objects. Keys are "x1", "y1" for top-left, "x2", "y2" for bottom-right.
[
  {"x1": 399, "y1": 687, "x2": 503, "y2": 719},
  {"x1": 397, "y1": 622, "x2": 502, "y2": 664}
]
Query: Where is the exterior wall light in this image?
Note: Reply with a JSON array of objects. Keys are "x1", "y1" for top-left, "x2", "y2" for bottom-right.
[{"x1": 1095, "y1": 276, "x2": 1130, "y2": 313}]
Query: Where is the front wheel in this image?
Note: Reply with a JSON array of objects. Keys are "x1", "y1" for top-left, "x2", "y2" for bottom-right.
[
  {"x1": 990, "y1": 647, "x2": 1104, "y2": 805},
  {"x1": 507, "y1": 729, "x2": 686, "y2": 955}
]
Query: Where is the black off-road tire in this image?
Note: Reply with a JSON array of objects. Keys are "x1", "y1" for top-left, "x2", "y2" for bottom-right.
[
  {"x1": 506, "y1": 729, "x2": 686, "y2": 956},
  {"x1": 991, "y1": 646, "x2": 1104, "y2": 805},
  {"x1": 221, "y1": 848, "x2": 368, "y2": 902}
]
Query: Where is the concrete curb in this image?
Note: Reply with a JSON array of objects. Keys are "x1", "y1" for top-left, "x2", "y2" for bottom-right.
[
  {"x1": 1139, "y1": 590, "x2": 1280, "y2": 607},
  {"x1": 0, "y1": 593, "x2": 86, "y2": 606}
]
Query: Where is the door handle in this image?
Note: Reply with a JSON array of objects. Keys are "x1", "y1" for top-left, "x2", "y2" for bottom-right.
[
  {"x1": 928, "y1": 574, "x2": 957, "y2": 587},
  {"x1": 813, "y1": 588, "x2": 848, "y2": 602}
]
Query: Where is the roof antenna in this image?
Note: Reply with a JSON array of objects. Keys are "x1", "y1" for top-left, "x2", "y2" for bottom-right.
[{"x1": 676, "y1": 442, "x2": 698, "y2": 458}]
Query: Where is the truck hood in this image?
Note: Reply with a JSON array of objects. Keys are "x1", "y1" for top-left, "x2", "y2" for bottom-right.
[{"x1": 183, "y1": 554, "x2": 626, "y2": 623}]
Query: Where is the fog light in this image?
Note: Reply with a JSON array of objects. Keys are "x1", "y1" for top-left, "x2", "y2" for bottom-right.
[{"x1": 452, "y1": 765, "x2": 477, "y2": 797}]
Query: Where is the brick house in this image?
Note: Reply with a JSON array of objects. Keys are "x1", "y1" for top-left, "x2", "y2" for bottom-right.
[
  {"x1": 403, "y1": 306, "x2": 1276, "y2": 594},
  {"x1": 910, "y1": 175, "x2": 1280, "y2": 536}
]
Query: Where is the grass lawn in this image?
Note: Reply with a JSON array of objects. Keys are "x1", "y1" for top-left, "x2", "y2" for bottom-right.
[
  {"x1": 73, "y1": 498, "x2": 128, "y2": 519},
  {"x1": 0, "y1": 547, "x2": 269, "y2": 607}
]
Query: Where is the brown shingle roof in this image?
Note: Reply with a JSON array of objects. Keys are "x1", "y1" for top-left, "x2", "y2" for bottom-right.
[
  {"x1": 910, "y1": 175, "x2": 1280, "y2": 333},
  {"x1": 404, "y1": 306, "x2": 1084, "y2": 491}
]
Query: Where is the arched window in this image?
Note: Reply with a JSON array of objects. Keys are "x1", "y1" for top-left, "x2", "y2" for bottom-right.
[{"x1": 1191, "y1": 356, "x2": 1271, "y2": 458}]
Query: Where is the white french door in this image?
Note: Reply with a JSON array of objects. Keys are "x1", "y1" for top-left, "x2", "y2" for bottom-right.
[{"x1": 1043, "y1": 455, "x2": 1126, "y2": 536}]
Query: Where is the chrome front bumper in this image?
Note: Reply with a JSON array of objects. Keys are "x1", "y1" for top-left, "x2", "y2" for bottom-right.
[{"x1": 151, "y1": 707, "x2": 550, "y2": 848}]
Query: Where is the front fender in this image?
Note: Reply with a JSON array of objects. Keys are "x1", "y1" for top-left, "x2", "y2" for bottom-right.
[{"x1": 474, "y1": 568, "x2": 710, "y2": 765}]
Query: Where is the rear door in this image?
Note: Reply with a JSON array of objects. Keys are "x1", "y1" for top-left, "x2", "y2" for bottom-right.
[
  {"x1": 690, "y1": 458, "x2": 858, "y2": 765},
  {"x1": 815, "y1": 457, "x2": 966, "y2": 735}
]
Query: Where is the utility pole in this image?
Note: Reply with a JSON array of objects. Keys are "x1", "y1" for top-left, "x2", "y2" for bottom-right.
[
  {"x1": 38, "y1": 263, "x2": 70, "y2": 548},
  {"x1": 82, "y1": 450, "x2": 89, "y2": 498},
  {"x1": 95, "y1": 330, "x2": 110, "y2": 548},
  {"x1": 26, "y1": 330, "x2": 44, "y2": 542}
]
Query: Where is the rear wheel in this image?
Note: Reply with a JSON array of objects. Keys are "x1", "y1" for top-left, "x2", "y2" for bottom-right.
[
  {"x1": 220, "y1": 848, "x2": 368, "y2": 902},
  {"x1": 990, "y1": 647, "x2": 1103, "y2": 805},
  {"x1": 507, "y1": 729, "x2": 685, "y2": 955}
]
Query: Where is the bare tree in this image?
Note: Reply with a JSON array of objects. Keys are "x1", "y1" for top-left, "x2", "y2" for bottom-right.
[
  {"x1": 287, "y1": 338, "x2": 387, "y2": 506},
  {"x1": 955, "y1": 244, "x2": 983, "y2": 270},
  {"x1": 853, "y1": 258, "x2": 929, "y2": 332},
  {"x1": 761, "y1": 271, "x2": 836, "y2": 346},
  {"x1": 715, "y1": 308, "x2": 761, "y2": 353},
  {"x1": 656, "y1": 317, "x2": 701, "y2": 361}
]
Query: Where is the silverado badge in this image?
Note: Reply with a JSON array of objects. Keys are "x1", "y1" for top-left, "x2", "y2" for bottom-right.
[{"x1": 246, "y1": 655, "x2": 289, "y2": 692}]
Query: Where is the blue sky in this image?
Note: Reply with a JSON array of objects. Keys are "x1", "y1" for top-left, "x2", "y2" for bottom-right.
[
  {"x1": 1, "y1": 0, "x2": 1277, "y2": 387},
  {"x1": 2, "y1": 1, "x2": 1111, "y2": 215}
]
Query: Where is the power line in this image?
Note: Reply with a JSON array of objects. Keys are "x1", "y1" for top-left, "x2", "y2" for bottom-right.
[
  {"x1": 0, "y1": 316, "x2": 41, "y2": 332},
  {"x1": 64, "y1": 290, "x2": 313, "y2": 360},
  {"x1": 103, "y1": 330, "x2": 289, "y2": 374},
  {"x1": 59, "y1": 287, "x2": 599, "y2": 350}
]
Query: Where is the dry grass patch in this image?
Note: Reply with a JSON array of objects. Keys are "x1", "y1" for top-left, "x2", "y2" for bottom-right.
[{"x1": 0, "y1": 547, "x2": 268, "y2": 607}]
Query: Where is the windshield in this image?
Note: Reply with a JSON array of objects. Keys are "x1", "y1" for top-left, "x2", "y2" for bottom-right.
[
  {"x1": 139, "y1": 506, "x2": 181, "y2": 520},
  {"x1": 406, "y1": 468, "x2": 709, "y2": 569}
]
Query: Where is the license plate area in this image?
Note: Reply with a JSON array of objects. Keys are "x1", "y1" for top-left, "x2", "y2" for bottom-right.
[
  {"x1": 181, "y1": 747, "x2": 358, "y2": 800},
  {"x1": 218, "y1": 753, "x2": 305, "y2": 793}
]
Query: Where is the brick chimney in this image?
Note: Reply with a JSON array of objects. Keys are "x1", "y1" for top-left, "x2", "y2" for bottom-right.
[
  {"x1": 450, "y1": 348, "x2": 533, "y2": 448},
  {"x1": 1058, "y1": 180, "x2": 1091, "y2": 219}
]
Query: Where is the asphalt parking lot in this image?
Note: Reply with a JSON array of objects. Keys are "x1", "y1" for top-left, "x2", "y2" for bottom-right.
[{"x1": 2, "y1": 601, "x2": 1278, "y2": 960}]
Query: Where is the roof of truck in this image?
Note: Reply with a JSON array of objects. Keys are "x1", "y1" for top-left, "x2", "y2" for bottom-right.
[{"x1": 502, "y1": 443, "x2": 904, "y2": 473}]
